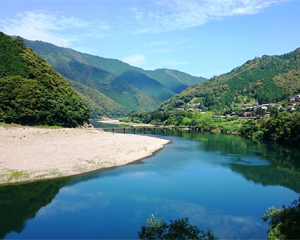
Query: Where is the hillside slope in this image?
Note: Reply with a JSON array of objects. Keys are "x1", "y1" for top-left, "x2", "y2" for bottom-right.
[
  {"x1": 145, "y1": 69, "x2": 206, "y2": 94},
  {"x1": 0, "y1": 32, "x2": 90, "y2": 127},
  {"x1": 160, "y1": 48, "x2": 300, "y2": 111},
  {"x1": 67, "y1": 80, "x2": 127, "y2": 118},
  {"x1": 24, "y1": 40, "x2": 205, "y2": 113}
]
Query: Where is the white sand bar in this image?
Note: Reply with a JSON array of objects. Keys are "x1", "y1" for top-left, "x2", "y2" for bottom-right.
[{"x1": 0, "y1": 126, "x2": 169, "y2": 185}]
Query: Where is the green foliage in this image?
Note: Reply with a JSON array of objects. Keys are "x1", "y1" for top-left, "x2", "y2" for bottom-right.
[
  {"x1": 126, "y1": 110, "x2": 233, "y2": 132},
  {"x1": 240, "y1": 120, "x2": 260, "y2": 136},
  {"x1": 260, "y1": 112, "x2": 300, "y2": 147},
  {"x1": 0, "y1": 32, "x2": 29, "y2": 79},
  {"x1": 138, "y1": 215, "x2": 217, "y2": 240},
  {"x1": 124, "y1": 107, "x2": 300, "y2": 147},
  {"x1": 262, "y1": 198, "x2": 300, "y2": 240},
  {"x1": 119, "y1": 71, "x2": 174, "y2": 102},
  {"x1": 24, "y1": 39, "x2": 205, "y2": 113},
  {"x1": 145, "y1": 69, "x2": 206, "y2": 94},
  {"x1": 160, "y1": 48, "x2": 300, "y2": 111},
  {"x1": 0, "y1": 33, "x2": 90, "y2": 127},
  {"x1": 67, "y1": 79, "x2": 127, "y2": 118}
]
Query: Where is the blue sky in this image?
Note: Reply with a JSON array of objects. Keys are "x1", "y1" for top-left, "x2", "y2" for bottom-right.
[{"x1": 0, "y1": 0, "x2": 299, "y2": 78}]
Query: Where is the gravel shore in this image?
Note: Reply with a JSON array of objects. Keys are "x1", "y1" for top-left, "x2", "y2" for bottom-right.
[{"x1": 0, "y1": 125, "x2": 169, "y2": 185}]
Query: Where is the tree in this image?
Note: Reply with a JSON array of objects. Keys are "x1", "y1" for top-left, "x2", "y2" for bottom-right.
[
  {"x1": 240, "y1": 120, "x2": 260, "y2": 137},
  {"x1": 255, "y1": 108, "x2": 266, "y2": 117},
  {"x1": 261, "y1": 198, "x2": 300, "y2": 240},
  {"x1": 138, "y1": 215, "x2": 218, "y2": 240}
]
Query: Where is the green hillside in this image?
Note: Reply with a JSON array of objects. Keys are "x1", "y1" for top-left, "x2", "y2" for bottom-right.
[
  {"x1": 99, "y1": 76, "x2": 160, "y2": 111},
  {"x1": 118, "y1": 71, "x2": 174, "y2": 101},
  {"x1": 160, "y1": 48, "x2": 300, "y2": 111},
  {"x1": 145, "y1": 69, "x2": 206, "y2": 93},
  {"x1": 0, "y1": 32, "x2": 90, "y2": 127},
  {"x1": 67, "y1": 80, "x2": 126, "y2": 118},
  {"x1": 24, "y1": 39, "x2": 205, "y2": 113}
]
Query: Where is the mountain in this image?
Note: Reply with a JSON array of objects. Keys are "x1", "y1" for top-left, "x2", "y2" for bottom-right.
[
  {"x1": 118, "y1": 71, "x2": 174, "y2": 101},
  {"x1": 67, "y1": 80, "x2": 127, "y2": 118},
  {"x1": 0, "y1": 32, "x2": 90, "y2": 127},
  {"x1": 160, "y1": 48, "x2": 300, "y2": 111},
  {"x1": 144, "y1": 68, "x2": 206, "y2": 94},
  {"x1": 24, "y1": 40, "x2": 206, "y2": 115}
]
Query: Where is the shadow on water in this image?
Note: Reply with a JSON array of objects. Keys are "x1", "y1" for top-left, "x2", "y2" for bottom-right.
[{"x1": 0, "y1": 178, "x2": 70, "y2": 239}]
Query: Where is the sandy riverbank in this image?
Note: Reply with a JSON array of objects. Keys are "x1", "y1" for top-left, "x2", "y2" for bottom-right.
[{"x1": 0, "y1": 125, "x2": 169, "y2": 185}]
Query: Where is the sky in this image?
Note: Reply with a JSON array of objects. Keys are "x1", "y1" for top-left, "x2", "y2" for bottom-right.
[{"x1": 0, "y1": 0, "x2": 299, "y2": 79}]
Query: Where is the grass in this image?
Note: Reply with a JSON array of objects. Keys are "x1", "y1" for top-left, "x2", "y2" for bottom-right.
[
  {"x1": 216, "y1": 120, "x2": 243, "y2": 132},
  {"x1": 0, "y1": 168, "x2": 64, "y2": 184},
  {"x1": 2, "y1": 170, "x2": 30, "y2": 181}
]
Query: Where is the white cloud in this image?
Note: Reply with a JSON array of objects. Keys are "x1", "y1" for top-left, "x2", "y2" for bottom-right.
[
  {"x1": 133, "y1": 0, "x2": 288, "y2": 33},
  {"x1": 122, "y1": 54, "x2": 145, "y2": 66},
  {"x1": 0, "y1": 10, "x2": 111, "y2": 47}
]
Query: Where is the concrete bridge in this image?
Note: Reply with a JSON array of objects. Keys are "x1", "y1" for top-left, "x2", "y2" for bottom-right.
[{"x1": 99, "y1": 126, "x2": 203, "y2": 134}]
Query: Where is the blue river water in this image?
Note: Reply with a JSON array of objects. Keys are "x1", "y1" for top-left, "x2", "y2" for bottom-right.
[{"x1": 1, "y1": 123, "x2": 299, "y2": 239}]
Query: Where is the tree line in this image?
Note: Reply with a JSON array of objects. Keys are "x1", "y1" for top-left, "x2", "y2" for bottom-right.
[{"x1": 121, "y1": 110, "x2": 300, "y2": 148}]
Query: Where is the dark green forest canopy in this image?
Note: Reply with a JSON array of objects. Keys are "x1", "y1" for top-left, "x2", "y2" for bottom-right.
[
  {"x1": 0, "y1": 32, "x2": 90, "y2": 127},
  {"x1": 160, "y1": 48, "x2": 300, "y2": 111}
]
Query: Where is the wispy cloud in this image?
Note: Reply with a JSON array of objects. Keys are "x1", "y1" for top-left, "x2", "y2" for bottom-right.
[
  {"x1": 132, "y1": 0, "x2": 288, "y2": 33},
  {"x1": 122, "y1": 54, "x2": 146, "y2": 66},
  {"x1": 0, "y1": 10, "x2": 111, "y2": 46}
]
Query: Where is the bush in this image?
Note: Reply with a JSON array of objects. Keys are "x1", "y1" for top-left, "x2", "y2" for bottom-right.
[
  {"x1": 138, "y1": 215, "x2": 218, "y2": 240},
  {"x1": 262, "y1": 198, "x2": 300, "y2": 239}
]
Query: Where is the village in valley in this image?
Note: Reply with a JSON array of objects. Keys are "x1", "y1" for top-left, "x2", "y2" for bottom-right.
[
  {"x1": 238, "y1": 94, "x2": 300, "y2": 118},
  {"x1": 180, "y1": 94, "x2": 300, "y2": 119}
]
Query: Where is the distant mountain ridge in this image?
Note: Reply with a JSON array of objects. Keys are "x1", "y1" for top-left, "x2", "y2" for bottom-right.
[
  {"x1": 160, "y1": 48, "x2": 300, "y2": 111},
  {"x1": 24, "y1": 40, "x2": 206, "y2": 118}
]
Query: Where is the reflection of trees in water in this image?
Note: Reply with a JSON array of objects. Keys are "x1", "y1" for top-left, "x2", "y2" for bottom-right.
[
  {"x1": 181, "y1": 131, "x2": 300, "y2": 193},
  {"x1": 0, "y1": 178, "x2": 70, "y2": 239},
  {"x1": 230, "y1": 164, "x2": 300, "y2": 193}
]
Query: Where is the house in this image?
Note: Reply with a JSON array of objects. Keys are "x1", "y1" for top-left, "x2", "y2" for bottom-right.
[
  {"x1": 243, "y1": 112, "x2": 253, "y2": 117},
  {"x1": 287, "y1": 106, "x2": 296, "y2": 111},
  {"x1": 290, "y1": 95, "x2": 300, "y2": 102}
]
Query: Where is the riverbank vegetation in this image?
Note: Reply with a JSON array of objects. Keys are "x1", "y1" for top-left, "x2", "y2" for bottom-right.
[{"x1": 120, "y1": 110, "x2": 300, "y2": 148}]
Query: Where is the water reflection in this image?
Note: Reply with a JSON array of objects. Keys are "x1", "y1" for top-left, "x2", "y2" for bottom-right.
[
  {"x1": 92, "y1": 121, "x2": 300, "y2": 193},
  {"x1": 1, "y1": 123, "x2": 300, "y2": 239},
  {"x1": 0, "y1": 178, "x2": 70, "y2": 239},
  {"x1": 178, "y1": 131, "x2": 300, "y2": 193}
]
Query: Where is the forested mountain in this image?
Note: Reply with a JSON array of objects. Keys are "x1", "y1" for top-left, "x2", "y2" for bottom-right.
[
  {"x1": 67, "y1": 80, "x2": 127, "y2": 118},
  {"x1": 160, "y1": 48, "x2": 300, "y2": 111},
  {"x1": 24, "y1": 40, "x2": 205, "y2": 115},
  {"x1": 145, "y1": 68, "x2": 205, "y2": 93},
  {"x1": 0, "y1": 32, "x2": 90, "y2": 127}
]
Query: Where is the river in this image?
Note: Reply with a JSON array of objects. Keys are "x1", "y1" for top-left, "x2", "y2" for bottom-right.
[{"x1": 1, "y1": 121, "x2": 299, "y2": 239}]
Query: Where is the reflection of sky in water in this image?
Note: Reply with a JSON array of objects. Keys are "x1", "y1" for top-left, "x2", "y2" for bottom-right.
[{"x1": 4, "y1": 133, "x2": 300, "y2": 239}]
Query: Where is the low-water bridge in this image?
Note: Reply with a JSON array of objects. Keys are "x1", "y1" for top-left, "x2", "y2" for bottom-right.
[{"x1": 97, "y1": 126, "x2": 203, "y2": 134}]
